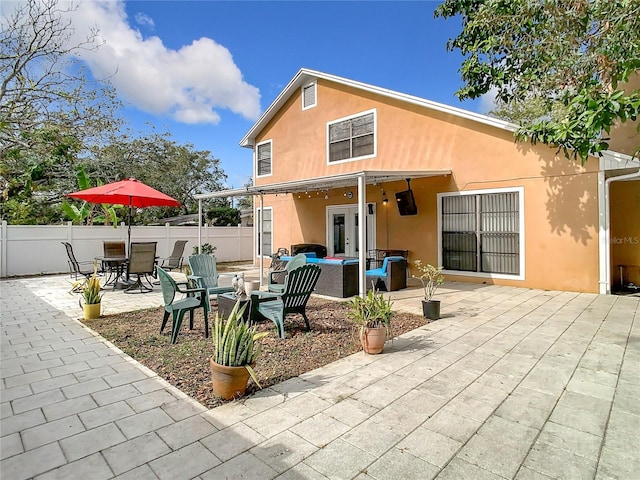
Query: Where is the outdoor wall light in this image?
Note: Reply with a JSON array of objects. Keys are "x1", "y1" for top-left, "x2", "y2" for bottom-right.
[{"x1": 382, "y1": 190, "x2": 388, "y2": 205}]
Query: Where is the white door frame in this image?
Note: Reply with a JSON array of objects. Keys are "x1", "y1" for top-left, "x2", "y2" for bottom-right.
[{"x1": 325, "y1": 203, "x2": 376, "y2": 258}]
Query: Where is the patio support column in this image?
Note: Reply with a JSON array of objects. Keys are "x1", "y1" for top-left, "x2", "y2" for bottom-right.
[
  {"x1": 259, "y1": 194, "x2": 264, "y2": 288},
  {"x1": 197, "y1": 199, "x2": 202, "y2": 254},
  {"x1": 357, "y1": 173, "x2": 367, "y2": 297}
]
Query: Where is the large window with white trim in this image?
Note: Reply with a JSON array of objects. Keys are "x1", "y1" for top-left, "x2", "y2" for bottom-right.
[
  {"x1": 256, "y1": 140, "x2": 272, "y2": 177},
  {"x1": 327, "y1": 109, "x2": 376, "y2": 163},
  {"x1": 256, "y1": 207, "x2": 272, "y2": 257},
  {"x1": 440, "y1": 189, "x2": 523, "y2": 276}
]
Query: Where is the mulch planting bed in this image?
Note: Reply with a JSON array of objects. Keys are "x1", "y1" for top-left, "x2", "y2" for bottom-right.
[{"x1": 81, "y1": 297, "x2": 428, "y2": 409}]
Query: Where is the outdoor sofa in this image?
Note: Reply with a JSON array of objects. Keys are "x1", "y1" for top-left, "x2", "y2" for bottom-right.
[{"x1": 279, "y1": 254, "x2": 358, "y2": 298}]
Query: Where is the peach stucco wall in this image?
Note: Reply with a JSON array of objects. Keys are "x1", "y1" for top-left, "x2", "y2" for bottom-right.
[{"x1": 255, "y1": 80, "x2": 603, "y2": 293}]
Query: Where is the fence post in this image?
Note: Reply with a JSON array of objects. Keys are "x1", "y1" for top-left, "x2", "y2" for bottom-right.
[
  {"x1": 0, "y1": 220, "x2": 7, "y2": 277},
  {"x1": 165, "y1": 223, "x2": 171, "y2": 257}
]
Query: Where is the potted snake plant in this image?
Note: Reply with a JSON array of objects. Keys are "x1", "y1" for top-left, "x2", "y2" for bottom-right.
[
  {"x1": 347, "y1": 289, "x2": 393, "y2": 354},
  {"x1": 81, "y1": 262, "x2": 103, "y2": 320},
  {"x1": 210, "y1": 301, "x2": 268, "y2": 400}
]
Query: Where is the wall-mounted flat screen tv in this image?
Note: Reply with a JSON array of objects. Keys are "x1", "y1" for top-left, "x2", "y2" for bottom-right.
[{"x1": 395, "y1": 189, "x2": 417, "y2": 216}]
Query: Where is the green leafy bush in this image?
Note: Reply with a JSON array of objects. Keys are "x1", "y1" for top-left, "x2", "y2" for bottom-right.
[{"x1": 347, "y1": 289, "x2": 393, "y2": 337}]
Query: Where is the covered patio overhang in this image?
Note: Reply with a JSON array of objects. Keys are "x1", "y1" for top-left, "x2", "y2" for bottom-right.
[{"x1": 195, "y1": 169, "x2": 452, "y2": 297}]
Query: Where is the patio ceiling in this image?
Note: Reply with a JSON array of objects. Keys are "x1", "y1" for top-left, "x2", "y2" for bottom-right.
[{"x1": 194, "y1": 169, "x2": 452, "y2": 199}]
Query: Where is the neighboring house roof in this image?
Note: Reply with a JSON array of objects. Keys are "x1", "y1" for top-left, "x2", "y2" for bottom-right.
[
  {"x1": 149, "y1": 214, "x2": 199, "y2": 226},
  {"x1": 240, "y1": 68, "x2": 519, "y2": 148}
]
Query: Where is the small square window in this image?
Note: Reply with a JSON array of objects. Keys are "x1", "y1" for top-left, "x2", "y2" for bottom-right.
[{"x1": 302, "y1": 83, "x2": 316, "y2": 110}]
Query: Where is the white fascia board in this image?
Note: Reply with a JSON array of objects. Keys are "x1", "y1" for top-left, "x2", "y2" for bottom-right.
[{"x1": 599, "y1": 150, "x2": 640, "y2": 171}]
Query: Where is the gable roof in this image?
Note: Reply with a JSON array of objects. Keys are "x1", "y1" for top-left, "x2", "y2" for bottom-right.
[{"x1": 239, "y1": 68, "x2": 518, "y2": 148}]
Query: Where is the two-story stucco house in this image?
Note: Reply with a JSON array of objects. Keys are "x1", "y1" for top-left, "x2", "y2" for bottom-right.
[{"x1": 197, "y1": 68, "x2": 639, "y2": 296}]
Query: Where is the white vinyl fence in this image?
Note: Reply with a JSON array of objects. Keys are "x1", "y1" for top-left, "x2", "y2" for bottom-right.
[{"x1": 0, "y1": 221, "x2": 254, "y2": 278}]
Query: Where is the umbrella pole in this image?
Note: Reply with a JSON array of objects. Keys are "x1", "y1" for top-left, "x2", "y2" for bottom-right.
[{"x1": 128, "y1": 202, "x2": 132, "y2": 257}]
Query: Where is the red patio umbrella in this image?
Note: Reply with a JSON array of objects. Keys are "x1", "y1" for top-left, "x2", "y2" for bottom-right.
[{"x1": 67, "y1": 178, "x2": 181, "y2": 254}]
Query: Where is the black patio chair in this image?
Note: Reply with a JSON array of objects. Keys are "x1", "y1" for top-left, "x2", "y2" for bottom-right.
[{"x1": 62, "y1": 242, "x2": 95, "y2": 281}]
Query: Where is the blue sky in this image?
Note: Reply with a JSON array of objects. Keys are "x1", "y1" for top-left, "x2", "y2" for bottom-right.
[{"x1": 55, "y1": 1, "x2": 492, "y2": 191}]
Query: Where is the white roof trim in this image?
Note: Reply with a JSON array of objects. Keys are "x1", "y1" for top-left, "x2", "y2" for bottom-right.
[
  {"x1": 240, "y1": 68, "x2": 518, "y2": 148},
  {"x1": 194, "y1": 169, "x2": 451, "y2": 200},
  {"x1": 599, "y1": 149, "x2": 640, "y2": 171}
]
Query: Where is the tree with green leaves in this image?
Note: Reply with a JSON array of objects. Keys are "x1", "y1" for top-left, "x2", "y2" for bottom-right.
[
  {"x1": 435, "y1": 0, "x2": 640, "y2": 162},
  {"x1": 1, "y1": 0, "x2": 122, "y2": 223},
  {"x1": 90, "y1": 130, "x2": 227, "y2": 225},
  {"x1": 61, "y1": 165, "x2": 119, "y2": 226},
  {"x1": 236, "y1": 176, "x2": 254, "y2": 211},
  {"x1": 207, "y1": 206, "x2": 241, "y2": 226}
]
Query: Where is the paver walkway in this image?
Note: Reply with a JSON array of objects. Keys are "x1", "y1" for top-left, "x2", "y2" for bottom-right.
[{"x1": 1, "y1": 275, "x2": 639, "y2": 479}]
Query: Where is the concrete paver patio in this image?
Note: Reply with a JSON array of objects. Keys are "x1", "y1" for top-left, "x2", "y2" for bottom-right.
[{"x1": 1, "y1": 273, "x2": 639, "y2": 479}]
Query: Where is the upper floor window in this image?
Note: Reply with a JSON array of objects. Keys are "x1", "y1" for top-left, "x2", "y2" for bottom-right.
[
  {"x1": 256, "y1": 140, "x2": 272, "y2": 177},
  {"x1": 302, "y1": 83, "x2": 316, "y2": 110},
  {"x1": 327, "y1": 109, "x2": 376, "y2": 163},
  {"x1": 439, "y1": 188, "x2": 524, "y2": 279}
]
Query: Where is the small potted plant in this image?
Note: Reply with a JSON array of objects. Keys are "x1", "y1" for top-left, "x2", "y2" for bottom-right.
[
  {"x1": 412, "y1": 260, "x2": 445, "y2": 320},
  {"x1": 81, "y1": 262, "x2": 103, "y2": 320},
  {"x1": 347, "y1": 288, "x2": 393, "y2": 354},
  {"x1": 193, "y1": 243, "x2": 216, "y2": 256},
  {"x1": 210, "y1": 301, "x2": 268, "y2": 400}
]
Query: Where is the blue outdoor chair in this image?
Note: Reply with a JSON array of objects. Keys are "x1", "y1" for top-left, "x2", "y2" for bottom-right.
[{"x1": 366, "y1": 256, "x2": 407, "y2": 291}]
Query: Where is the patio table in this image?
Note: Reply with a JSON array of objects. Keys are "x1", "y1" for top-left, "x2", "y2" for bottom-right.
[
  {"x1": 95, "y1": 256, "x2": 128, "y2": 289},
  {"x1": 217, "y1": 292, "x2": 251, "y2": 322}
]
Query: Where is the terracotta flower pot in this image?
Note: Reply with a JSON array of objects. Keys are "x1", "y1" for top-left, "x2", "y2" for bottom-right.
[
  {"x1": 83, "y1": 303, "x2": 101, "y2": 320},
  {"x1": 209, "y1": 358, "x2": 251, "y2": 400},
  {"x1": 359, "y1": 326, "x2": 387, "y2": 354}
]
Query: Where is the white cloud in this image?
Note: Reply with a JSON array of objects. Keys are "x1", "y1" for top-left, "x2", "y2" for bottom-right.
[
  {"x1": 478, "y1": 86, "x2": 499, "y2": 114},
  {"x1": 134, "y1": 12, "x2": 154, "y2": 28},
  {"x1": 64, "y1": 0, "x2": 261, "y2": 124}
]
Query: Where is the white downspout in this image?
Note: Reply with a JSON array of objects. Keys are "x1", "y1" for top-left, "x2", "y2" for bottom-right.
[
  {"x1": 600, "y1": 166, "x2": 640, "y2": 294},
  {"x1": 357, "y1": 174, "x2": 367, "y2": 297}
]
